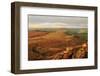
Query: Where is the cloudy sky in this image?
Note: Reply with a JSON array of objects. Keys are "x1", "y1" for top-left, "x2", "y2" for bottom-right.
[{"x1": 28, "y1": 15, "x2": 88, "y2": 29}]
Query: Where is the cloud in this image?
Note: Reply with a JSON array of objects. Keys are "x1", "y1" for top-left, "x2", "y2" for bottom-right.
[
  {"x1": 28, "y1": 15, "x2": 88, "y2": 30},
  {"x1": 29, "y1": 22, "x2": 87, "y2": 29}
]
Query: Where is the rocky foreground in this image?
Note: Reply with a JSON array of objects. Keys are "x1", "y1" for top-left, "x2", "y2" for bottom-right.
[{"x1": 28, "y1": 31, "x2": 88, "y2": 60}]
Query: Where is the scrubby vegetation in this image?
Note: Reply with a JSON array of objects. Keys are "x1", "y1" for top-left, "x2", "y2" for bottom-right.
[{"x1": 28, "y1": 28, "x2": 88, "y2": 60}]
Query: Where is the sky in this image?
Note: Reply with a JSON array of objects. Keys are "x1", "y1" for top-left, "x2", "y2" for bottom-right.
[{"x1": 28, "y1": 15, "x2": 88, "y2": 29}]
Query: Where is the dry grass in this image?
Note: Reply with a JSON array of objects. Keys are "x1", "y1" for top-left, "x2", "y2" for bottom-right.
[{"x1": 28, "y1": 30, "x2": 88, "y2": 60}]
